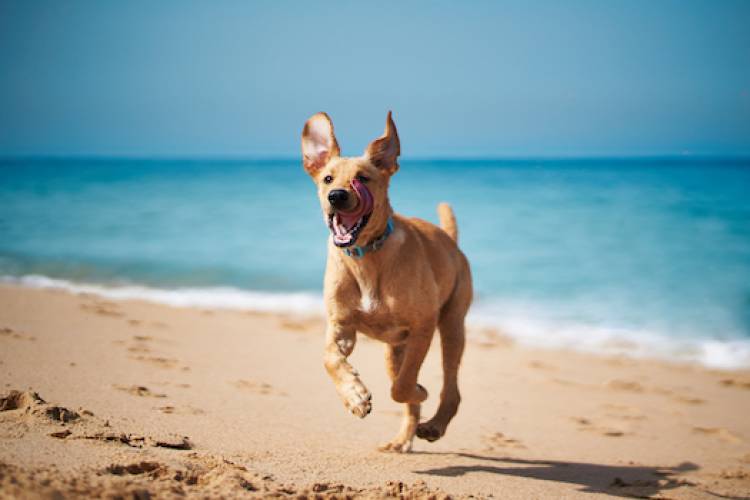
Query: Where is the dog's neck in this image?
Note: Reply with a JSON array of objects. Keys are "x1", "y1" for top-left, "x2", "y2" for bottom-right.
[{"x1": 342, "y1": 216, "x2": 394, "y2": 259}]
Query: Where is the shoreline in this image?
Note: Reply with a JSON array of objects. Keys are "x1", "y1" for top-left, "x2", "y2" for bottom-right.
[
  {"x1": 4, "y1": 274, "x2": 750, "y2": 372},
  {"x1": 1, "y1": 284, "x2": 749, "y2": 498}
]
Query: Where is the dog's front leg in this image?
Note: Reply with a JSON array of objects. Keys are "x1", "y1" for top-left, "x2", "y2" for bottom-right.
[{"x1": 324, "y1": 324, "x2": 372, "y2": 418}]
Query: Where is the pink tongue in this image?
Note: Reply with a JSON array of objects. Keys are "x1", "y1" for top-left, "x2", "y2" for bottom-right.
[{"x1": 338, "y1": 178, "x2": 373, "y2": 228}]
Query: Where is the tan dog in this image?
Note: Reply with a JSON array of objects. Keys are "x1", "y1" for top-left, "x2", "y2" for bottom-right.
[{"x1": 301, "y1": 111, "x2": 473, "y2": 452}]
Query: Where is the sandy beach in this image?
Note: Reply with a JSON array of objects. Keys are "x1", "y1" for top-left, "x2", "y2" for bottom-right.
[{"x1": 1, "y1": 284, "x2": 749, "y2": 499}]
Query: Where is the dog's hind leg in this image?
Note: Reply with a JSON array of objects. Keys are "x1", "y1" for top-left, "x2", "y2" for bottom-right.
[
  {"x1": 378, "y1": 344, "x2": 420, "y2": 453},
  {"x1": 390, "y1": 328, "x2": 432, "y2": 406},
  {"x1": 416, "y1": 281, "x2": 470, "y2": 442}
]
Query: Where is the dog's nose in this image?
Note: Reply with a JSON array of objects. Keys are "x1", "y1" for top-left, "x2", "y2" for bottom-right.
[{"x1": 328, "y1": 189, "x2": 349, "y2": 209}]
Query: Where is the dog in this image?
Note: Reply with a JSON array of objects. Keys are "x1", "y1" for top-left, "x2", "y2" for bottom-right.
[{"x1": 301, "y1": 111, "x2": 473, "y2": 452}]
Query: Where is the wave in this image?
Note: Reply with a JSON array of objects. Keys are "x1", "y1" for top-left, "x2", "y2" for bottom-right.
[
  {"x1": 3, "y1": 274, "x2": 749, "y2": 370},
  {"x1": 470, "y1": 300, "x2": 750, "y2": 370},
  {"x1": 1, "y1": 274, "x2": 324, "y2": 315}
]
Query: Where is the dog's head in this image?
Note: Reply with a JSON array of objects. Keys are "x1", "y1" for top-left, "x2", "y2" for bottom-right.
[{"x1": 301, "y1": 112, "x2": 400, "y2": 248}]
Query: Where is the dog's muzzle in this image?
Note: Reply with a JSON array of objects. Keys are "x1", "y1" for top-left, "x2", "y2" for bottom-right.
[{"x1": 328, "y1": 178, "x2": 374, "y2": 247}]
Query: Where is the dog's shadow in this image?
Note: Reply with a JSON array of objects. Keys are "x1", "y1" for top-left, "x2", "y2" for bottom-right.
[{"x1": 411, "y1": 452, "x2": 717, "y2": 498}]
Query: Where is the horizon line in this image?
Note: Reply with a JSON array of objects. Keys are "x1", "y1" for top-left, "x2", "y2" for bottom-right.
[{"x1": 2, "y1": 153, "x2": 750, "y2": 163}]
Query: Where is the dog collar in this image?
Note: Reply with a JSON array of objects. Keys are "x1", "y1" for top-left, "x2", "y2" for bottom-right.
[{"x1": 342, "y1": 217, "x2": 394, "y2": 259}]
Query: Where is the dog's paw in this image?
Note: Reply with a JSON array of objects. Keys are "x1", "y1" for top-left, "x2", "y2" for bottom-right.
[
  {"x1": 378, "y1": 438, "x2": 413, "y2": 453},
  {"x1": 416, "y1": 421, "x2": 445, "y2": 442},
  {"x1": 340, "y1": 379, "x2": 372, "y2": 418}
]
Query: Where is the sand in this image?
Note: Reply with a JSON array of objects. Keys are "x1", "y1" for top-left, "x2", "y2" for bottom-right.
[{"x1": 1, "y1": 284, "x2": 749, "y2": 499}]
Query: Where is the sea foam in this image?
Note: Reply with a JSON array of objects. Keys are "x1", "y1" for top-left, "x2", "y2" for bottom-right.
[
  {"x1": 2, "y1": 274, "x2": 324, "y2": 315},
  {"x1": 3, "y1": 274, "x2": 749, "y2": 370}
]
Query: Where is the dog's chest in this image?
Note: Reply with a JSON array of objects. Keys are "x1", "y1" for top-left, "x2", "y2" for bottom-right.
[
  {"x1": 349, "y1": 275, "x2": 408, "y2": 344},
  {"x1": 350, "y1": 268, "x2": 397, "y2": 316},
  {"x1": 357, "y1": 279, "x2": 379, "y2": 313}
]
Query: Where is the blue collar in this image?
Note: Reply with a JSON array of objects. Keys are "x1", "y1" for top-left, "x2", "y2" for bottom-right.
[{"x1": 343, "y1": 217, "x2": 394, "y2": 259}]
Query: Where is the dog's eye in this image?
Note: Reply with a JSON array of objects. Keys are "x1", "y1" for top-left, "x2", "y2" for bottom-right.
[
  {"x1": 323, "y1": 175, "x2": 333, "y2": 184},
  {"x1": 356, "y1": 175, "x2": 369, "y2": 183}
]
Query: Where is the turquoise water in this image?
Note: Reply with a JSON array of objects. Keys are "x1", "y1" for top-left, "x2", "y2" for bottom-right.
[{"x1": 1, "y1": 158, "x2": 749, "y2": 367}]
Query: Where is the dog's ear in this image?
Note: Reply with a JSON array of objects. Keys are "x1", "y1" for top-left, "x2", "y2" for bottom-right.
[
  {"x1": 301, "y1": 112, "x2": 340, "y2": 176},
  {"x1": 364, "y1": 111, "x2": 400, "y2": 175}
]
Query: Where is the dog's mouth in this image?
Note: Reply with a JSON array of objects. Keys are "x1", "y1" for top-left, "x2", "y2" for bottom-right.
[
  {"x1": 328, "y1": 212, "x2": 371, "y2": 247},
  {"x1": 327, "y1": 178, "x2": 374, "y2": 248}
]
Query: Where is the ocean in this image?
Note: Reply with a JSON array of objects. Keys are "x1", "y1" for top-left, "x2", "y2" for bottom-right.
[{"x1": 1, "y1": 157, "x2": 749, "y2": 368}]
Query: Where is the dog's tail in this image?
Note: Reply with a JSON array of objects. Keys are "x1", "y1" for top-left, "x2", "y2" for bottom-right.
[{"x1": 437, "y1": 202, "x2": 458, "y2": 243}]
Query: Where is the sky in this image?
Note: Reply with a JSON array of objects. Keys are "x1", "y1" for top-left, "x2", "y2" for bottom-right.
[{"x1": 0, "y1": 1, "x2": 749, "y2": 158}]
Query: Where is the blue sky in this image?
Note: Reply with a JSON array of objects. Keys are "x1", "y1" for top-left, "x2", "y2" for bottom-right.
[{"x1": 1, "y1": 1, "x2": 749, "y2": 157}]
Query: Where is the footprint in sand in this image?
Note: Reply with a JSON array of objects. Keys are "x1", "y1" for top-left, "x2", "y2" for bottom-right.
[
  {"x1": 155, "y1": 405, "x2": 205, "y2": 415},
  {"x1": 80, "y1": 300, "x2": 124, "y2": 318},
  {"x1": 482, "y1": 431, "x2": 526, "y2": 451},
  {"x1": 720, "y1": 378, "x2": 750, "y2": 390},
  {"x1": 81, "y1": 431, "x2": 193, "y2": 450},
  {"x1": 128, "y1": 345, "x2": 151, "y2": 354},
  {"x1": 672, "y1": 394, "x2": 705, "y2": 405},
  {"x1": 130, "y1": 355, "x2": 181, "y2": 370},
  {"x1": 232, "y1": 380, "x2": 287, "y2": 396},
  {"x1": 106, "y1": 461, "x2": 165, "y2": 476},
  {"x1": 719, "y1": 468, "x2": 750, "y2": 480},
  {"x1": 651, "y1": 386, "x2": 706, "y2": 405},
  {"x1": 0, "y1": 327, "x2": 36, "y2": 341},
  {"x1": 49, "y1": 429, "x2": 73, "y2": 439},
  {"x1": 605, "y1": 379, "x2": 645, "y2": 392},
  {"x1": 608, "y1": 475, "x2": 695, "y2": 494},
  {"x1": 125, "y1": 335, "x2": 158, "y2": 354},
  {"x1": 693, "y1": 427, "x2": 742, "y2": 444},
  {"x1": 607, "y1": 380, "x2": 705, "y2": 405},
  {"x1": 152, "y1": 381, "x2": 191, "y2": 389},
  {"x1": 573, "y1": 417, "x2": 629, "y2": 437},
  {"x1": 113, "y1": 385, "x2": 167, "y2": 398},
  {"x1": 123, "y1": 336, "x2": 187, "y2": 370}
]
